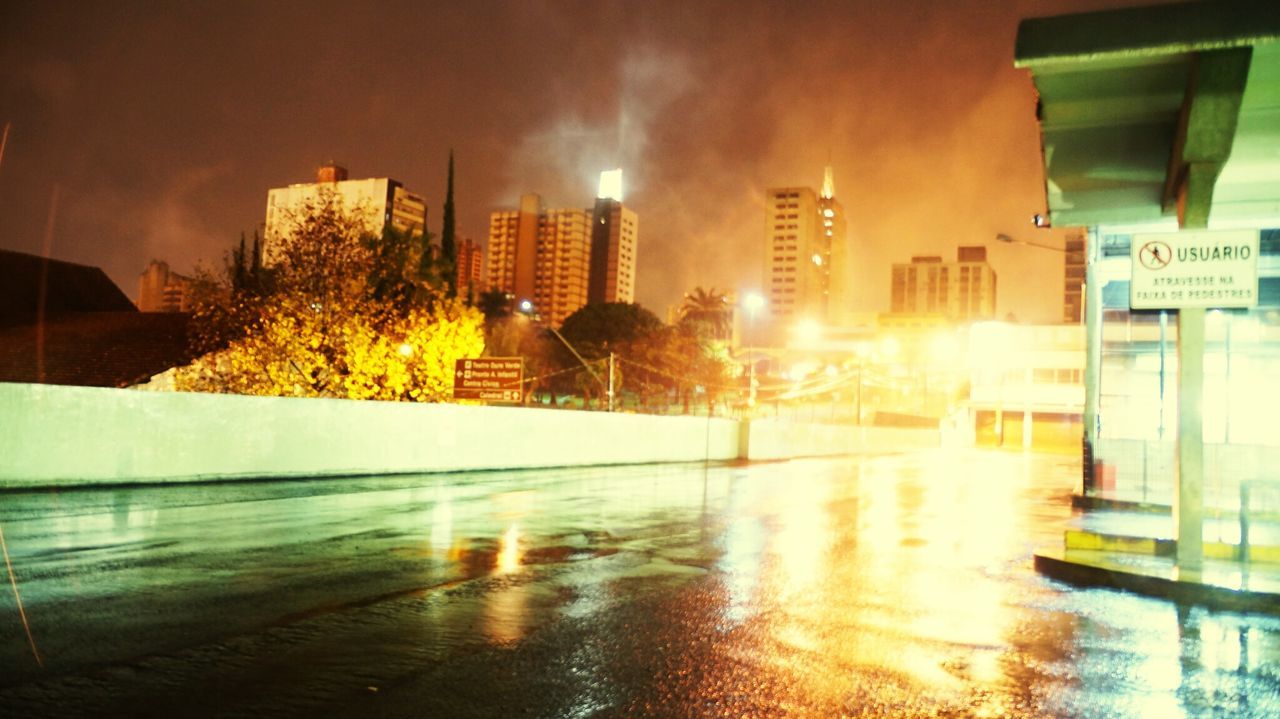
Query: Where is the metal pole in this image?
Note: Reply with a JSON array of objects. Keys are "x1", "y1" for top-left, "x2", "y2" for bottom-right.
[
  {"x1": 608, "y1": 352, "x2": 615, "y2": 413},
  {"x1": 856, "y1": 360, "x2": 863, "y2": 425},
  {"x1": 748, "y1": 309, "x2": 757, "y2": 409}
]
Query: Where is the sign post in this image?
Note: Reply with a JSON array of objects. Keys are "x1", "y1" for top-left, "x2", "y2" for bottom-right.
[
  {"x1": 1129, "y1": 228, "x2": 1258, "y2": 570},
  {"x1": 452, "y1": 358, "x2": 523, "y2": 403},
  {"x1": 1130, "y1": 229, "x2": 1259, "y2": 310}
]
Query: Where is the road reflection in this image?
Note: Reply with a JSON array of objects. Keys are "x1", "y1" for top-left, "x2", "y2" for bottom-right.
[{"x1": 4, "y1": 452, "x2": 1280, "y2": 717}]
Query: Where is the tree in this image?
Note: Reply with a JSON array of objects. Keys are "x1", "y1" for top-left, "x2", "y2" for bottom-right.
[
  {"x1": 439, "y1": 150, "x2": 458, "y2": 298},
  {"x1": 175, "y1": 193, "x2": 485, "y2": 401},
  {"x1": 477, "y1": 290, "x2": 511, "y2": 321},
  {"x1": 678, "y1": 286, "x2": 732, "y2": 340},
  {"x1": 558, "y1": 302, "x2": 663, "y2": 357}
]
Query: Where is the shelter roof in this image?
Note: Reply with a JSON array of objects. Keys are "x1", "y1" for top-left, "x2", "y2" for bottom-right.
[{"x1": 1014, "y1": 0, "x2": 1280, "y2": 229}]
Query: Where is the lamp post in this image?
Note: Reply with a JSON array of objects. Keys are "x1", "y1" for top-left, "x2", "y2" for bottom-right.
[
  {"x1": 994, "y1": 232, "x2": 1066, "y2": 253},
  {"x1": 518, "y1": 301, "x2": 612, "y2": 411},
  {"x1": 744, "y1": 293, "x2": 765, "y2": 409}
]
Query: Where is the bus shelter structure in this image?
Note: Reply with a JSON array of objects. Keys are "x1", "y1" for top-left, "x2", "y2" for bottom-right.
[{"x1": 1014, "y1": 0, "x2": 1280, "y2": 569}]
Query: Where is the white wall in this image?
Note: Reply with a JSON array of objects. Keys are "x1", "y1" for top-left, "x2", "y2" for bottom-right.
[
  {"x1": 0, "y1": 382, "x2": 939, "y2": 488},
  {"x1": 1, "y1": 383, "x2": 741, "y2": 487}
]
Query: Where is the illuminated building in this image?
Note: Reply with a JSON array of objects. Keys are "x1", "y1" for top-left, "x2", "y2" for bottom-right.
[
  {"x1": 965, "y1": 322, "x2": 1085, "y2": 450},
  {"x1": 137, "y1": 260, "x2": 194, "y2": 313},
  {"x1": 455, "y1": 237, "x2": 484, "y2": 300},
  {"x1": 588, "y1": 169, "x2": 638, "y2": 305},
  {"x1": 487, "y1": 195, "x2": 591, "y2": 327},
  {"x1": 889, "y1": 246, "x2": 996, "y2": 321},
  {"x1": 263, "y1": 163, "x2": 427, "y2": 262},
  {"x1": 487, "y1": 170, "x2": 638, "y2": 327},
  {"x1": 1063, "y1": 233, "x2": 1086, "y2": 323},
  {"x1": 765, "y1": 167, "x2": 848, "y2": 327}
]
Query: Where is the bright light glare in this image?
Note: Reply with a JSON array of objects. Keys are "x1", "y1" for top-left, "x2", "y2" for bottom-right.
[
  {"x1": 929, "y1": 333, "x2": 959, "y2": 363},
  {"x1": 744, "y1": 292, "x2": 766, "y2": 312},
  {"x1": 519, "y1": 299, "x2": 533, "y2": 313},
  {"x1": 878, "y1": 336, "x2": 900, "y2": 359},
  {"x1": 969, "y1": 322, "x2": 1013, "y2": 368},
  {"x1": 496, "y1": 524, "x2": 521, "y2": 574},
  {"x1": 811, "y1": 253, "x2": 823, "y2": 266},
  {"x1": 597, "y1": 168, "x2": 623, "y2": 200},
  {"x1": 795, "y1": 319, "x2": 822, "y2": 344},
  {"x1": 789, "y1": 361, "x2": 819, "y2": 380},
  {"x1": 398, "y1": 343, "x2": 414, "y2": 357}
]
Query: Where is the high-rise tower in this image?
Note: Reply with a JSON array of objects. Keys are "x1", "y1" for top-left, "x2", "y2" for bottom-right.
[
  {"x1": 765, "y1": 167, "x2": 847, "y2": 325},
  {"x1": 488, "y1": 171, "x2": 638, "y2": 327},
  {"x1": 588, "y1": 169, "x2": 638, "y2": 305},
  {"x1": 487, "y1": 194, "x2": 592, "y2": 327}
]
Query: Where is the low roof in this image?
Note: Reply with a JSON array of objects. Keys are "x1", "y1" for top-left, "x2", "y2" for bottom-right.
[
  {"x1": 0, "y1": 249, "x2": 137, "y2": 325},
  {"x1": 0, "y1": 311, "x2": 195, "y2": 388},
  {"x1": 1015, "y1": 0, "x2": 1280, "y2": 229}
]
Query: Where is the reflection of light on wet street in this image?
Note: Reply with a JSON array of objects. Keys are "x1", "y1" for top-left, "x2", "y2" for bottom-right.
[
  {"x1": 5, "y1": 452, "x2": 1280, "y2": 716},
  {"x1": 483, "y1": 581, "x2": 528, "y2": 645},
  {"x1": 428, "y1": 490, "x2": 452, "y2": 554},
  {"x1": 496, "y1": 524, "x2": 521, "y2": 575}
]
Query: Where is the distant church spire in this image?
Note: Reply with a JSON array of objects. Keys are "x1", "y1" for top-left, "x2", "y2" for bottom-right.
[{"x1": 821, "y1": 165, "x2": 835, "y2": 199}]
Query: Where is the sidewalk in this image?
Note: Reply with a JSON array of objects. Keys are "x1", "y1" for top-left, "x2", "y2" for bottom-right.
[{"x1": 1034, "y1": 499, "x2": 1280, "y2": 614}]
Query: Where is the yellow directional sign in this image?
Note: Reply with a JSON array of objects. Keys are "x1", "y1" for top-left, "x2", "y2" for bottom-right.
[{"x1": 452, "y1": 358, "x2": 523, "y2": 402}]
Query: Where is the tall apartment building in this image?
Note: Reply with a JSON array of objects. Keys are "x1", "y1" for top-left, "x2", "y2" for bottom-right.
[
  {"x1": 890, "y1": 246, "x2": 997, "y2": 321},
  {"x1": 487, "y1": 170, "x2": 638, "y2": 327},
  {"x1": 455, "y1": 237, "x2": 485, "y2": 300},
  {"x1": 487, "y1": 195, "x2": 591, "y2": 327},
  {"x1": 588, "y1": 169, "x2": 638, "y2": 305},
  {"x1": 765, "y1": 167, "x2": 847, "y2": 325},
  {"x1": 137, "y1": 260, "x2": 194, "y2": 313},
  {"x1": 264, "y1": 164, "x2": 427, "y2": 261},
  {"x1": 1063, "y1": 233, "x2": 1086, "y2": 323}
]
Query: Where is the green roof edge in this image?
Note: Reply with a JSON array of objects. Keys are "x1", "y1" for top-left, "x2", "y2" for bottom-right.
[{"x1": 1015, "y1": 0, "x2": 1280, "y2": 68}]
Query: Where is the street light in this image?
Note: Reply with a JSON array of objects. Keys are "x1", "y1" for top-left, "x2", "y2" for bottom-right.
[
  {"x1": 517, "y1": 301, "x2": 612, "y2": 411},
  {"x1": 995, "y1": 232, "x2": 1066, "y2": 253},
  {"x1": 744, "y1": 293, "x2": 765, "y2": 408}
]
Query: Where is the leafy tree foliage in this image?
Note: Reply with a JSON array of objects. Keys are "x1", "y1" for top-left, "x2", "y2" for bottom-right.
[
  {"x1": 477, "y1": 289, "x2": 512, "y2": 321},
  {"x1": 678, "y1": 286, "x2": 732, "y2": 341},
  {"x1": 176, "y1": 195, "x2": 484, "y2": 400},
  {"x1": 558, "y1": 302, "x2": 663, "y2": 357}
]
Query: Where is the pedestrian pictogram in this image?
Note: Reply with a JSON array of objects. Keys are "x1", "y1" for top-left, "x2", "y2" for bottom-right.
[
  {"x1": 1130, "y1": 229, "x2": 1258, "y2": 310},
  {"x1": 1138, "y1": 241, "x2": 1172, "y2": 270}
]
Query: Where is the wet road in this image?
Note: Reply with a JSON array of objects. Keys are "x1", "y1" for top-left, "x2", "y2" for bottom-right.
[{"x1": 2, "y1": 449, "x2": 1279, "y2": 717}]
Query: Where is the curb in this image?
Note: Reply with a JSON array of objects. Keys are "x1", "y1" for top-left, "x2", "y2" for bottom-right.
[{"x1": 1034, "y1": 551, "x2": 1280, "y2": 615}]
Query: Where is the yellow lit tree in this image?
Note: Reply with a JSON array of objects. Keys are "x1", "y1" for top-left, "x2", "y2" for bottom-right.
[{"x1": 175, "y1": 194, "x2": 485, "y2": 400}]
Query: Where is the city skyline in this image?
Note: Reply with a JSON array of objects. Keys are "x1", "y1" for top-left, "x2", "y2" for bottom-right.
[{"x1": 1, "y1": 0, "x2": 1166, "y2": 323}]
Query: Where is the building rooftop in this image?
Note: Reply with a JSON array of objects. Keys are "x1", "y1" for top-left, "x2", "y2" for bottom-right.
[
  {"x1": 1, "y1": 249, "x2": 137, "y2": 326},
  {"x1": 0, "y1": 311, "x2": 196, "y2": 388}
]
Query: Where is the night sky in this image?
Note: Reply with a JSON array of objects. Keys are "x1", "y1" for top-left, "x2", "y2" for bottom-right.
[{"x1": 1, "y1": 0, "x2": 1172, "y2": 323}]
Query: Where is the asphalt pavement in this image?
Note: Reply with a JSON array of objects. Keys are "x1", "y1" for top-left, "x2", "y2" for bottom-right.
[{"x1": 3, "y1": 450, "x2": 1279, "y2": 717}]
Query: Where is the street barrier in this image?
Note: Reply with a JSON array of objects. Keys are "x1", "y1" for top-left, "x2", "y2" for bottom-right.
[{"x1": 1, "y1": 382, "x2": 938, "y2": 488}]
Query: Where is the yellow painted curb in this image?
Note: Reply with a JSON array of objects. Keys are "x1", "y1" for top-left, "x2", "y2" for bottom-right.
[{"x1": 1064, "y1": 530, "x2": 1280, "y2": 564}]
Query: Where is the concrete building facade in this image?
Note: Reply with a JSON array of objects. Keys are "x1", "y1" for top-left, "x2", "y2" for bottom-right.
[
  {"x1": 889, "y1": 246, "x2": 997, "y2": 321},
  {"x1": 263, "y1": 164, "x2": 427, "y2": 262},
  {"x1": 487, "y1": 172, "x2": 638, "y2": 327},
  {"x1": 486, "y1": 195, "x2": 592, "y2": 327},
  {"x1": 765, "y1": 168, "x2": 848, "y2": 328},
  {"x1": 1063, "y1": 233, "x2": 1086, "y2": 323},
  {"x1": 455, "y1": 237, "x2": 484, "y2": 300},
  {"x1": 137, "y1": 260, "x2": 194, "y2": 313}
]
